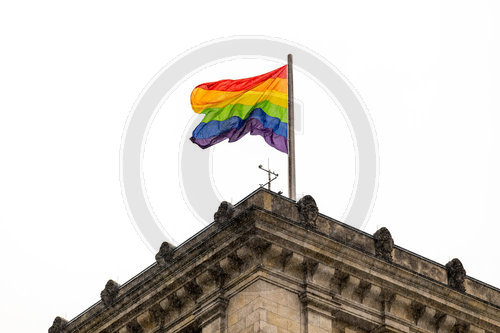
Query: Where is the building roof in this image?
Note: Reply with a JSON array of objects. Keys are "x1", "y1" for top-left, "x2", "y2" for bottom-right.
[{"x1": 49, "y1": 188, "x2": 500, "y2": 333}]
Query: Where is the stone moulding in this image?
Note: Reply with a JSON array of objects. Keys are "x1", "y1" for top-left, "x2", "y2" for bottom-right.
[{"x1": 51, "y1": 189, "x2": 500, "y2": 333}]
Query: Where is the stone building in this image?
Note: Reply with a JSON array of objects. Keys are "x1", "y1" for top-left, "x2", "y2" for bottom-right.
[{"x1": 49, "y1": 188, "x2": 500, "y2": 333}]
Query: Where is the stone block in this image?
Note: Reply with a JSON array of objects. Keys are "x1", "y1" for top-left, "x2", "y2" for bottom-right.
[
  {"x1": 277, "y1": 304, "x2": 300, "y2": 323},
  {"x1": 136, "y1": 311, "x2": 155, "y2": 331},
  {"x1": 310, "y1": 263, "x2": 335, "y2": 289},
  {"x1": 340, "y1": 275, "x2": 361, "y2": 299},
  {"x1": 202, "y1": 317, "x2": 221, "y2": 333},
  {"x1": 266, "y1": 311, "x2": 287, "y2": 329},
  {"x1": 417, "y1": 306, "x2": 436, "y2": 331},
  {"x1": 362, "y1": 284, "x2": 382, "y2": 309},
  {"x1": 252, "y1": 296, "x2": 278, "y2": 314},
  {"x1": 308, "y1": 325, "x2": 328, "y2": 333},
  {"x1": 389, "y1": 294, "x2": 412, "y2": 322},
  {"x1": 288, "y1": 320, "x2": 300, "y2": 332},
  {"x1": 436, "y1": 314, "x2": 456, "y2": 333},
  {"x1": 318, "y1": 315, "x2": 332, "y2": 330},
  {"x1": 228, "y1": 313, "x2": 238, "y2": 327},
  {"x1": 253, "y1": 320, "x2": 278, "y2": 333},
  {"x1": 229, "y1": 319, "x2": 245, "y2": 333},
  {"x1": 238, "y1": 304, "x2": 253, "y2": 321},
  {"x1": 308, "y1": 311, "x2": 320, "y2": 327},
  {"x1": 467, "y1": 325, "x2": 485, "y2": 333},
  {"x1": 246, "y1": 309, "x2": 267, "y2": 328}
]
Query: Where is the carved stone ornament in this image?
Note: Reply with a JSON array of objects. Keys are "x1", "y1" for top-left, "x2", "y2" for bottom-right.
[
  {"x1": 208, "y1": 264, "x2": 227, "y2": 288},
  {"x1": 48, "y1": 316, "x2": 68, "y2": 333},
  {"x1": 126, "y1": 319, "x2": 143, "y2": 333},
  {"x1": 169, "y1": 292, "x2": 183, "y2": 310},
  {"x1": 149, "y1": 303, "x2": 167, "y2": 327},
  {"x1": 373, "y1": 227, "x2": 394, "y2": 262},
  {"x1": 445, "y1": 258, "x2": 466, "y2": 292},
  {"x1": 214, "y1": 201, "x2": 234, "y2": 224},
  {"x1": 185, "y1": 280, "x2": 203, "y2": 301},
  {"x1": 410, "y1": 301, "x2": 426, "y2": 325},
  {"x1": 452, "y1": 323, "x2": 468, "y2": 333},
  {"x1": 297, "y1": 195, "x2": 318, "y2": 228},
  {"x1": 100, "y1": 279, "x2": 120, "y2": 307},
  {"x1": 155, "y1": 241, "x2": 175, "y2": 266}
]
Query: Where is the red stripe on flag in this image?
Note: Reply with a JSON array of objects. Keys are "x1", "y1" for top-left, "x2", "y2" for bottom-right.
[{"x1": 195, "y1": 65, "x2": 287, "y2": 92}]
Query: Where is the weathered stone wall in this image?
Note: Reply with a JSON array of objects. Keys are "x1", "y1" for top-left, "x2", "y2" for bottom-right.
[
  {"x1": 203, "y1": 317, "x2": 222, "y2": 333},
  {"x1": 226, "y1": 280, "x2": 301, "y2": 333},
  {"x1": 236, "y1": 190, "x2": 500, "y2": 306},
  {"x1": 306, "y1": 310, "x2": 334, "y2": 333},
  {"x1": 50, "y1": 188, "x2": 500, "y2": 333}
]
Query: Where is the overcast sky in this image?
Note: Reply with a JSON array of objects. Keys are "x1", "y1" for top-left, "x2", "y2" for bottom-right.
[{"x1": 1, "y1": 1, "x2": 499, "y2": 332}]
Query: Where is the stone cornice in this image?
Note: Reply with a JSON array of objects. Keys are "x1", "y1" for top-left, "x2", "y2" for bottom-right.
[
  {"x1": 251, "y1": 207, "x2": 499, "y2": 323},
  {"x1": 55, "y1": 189, "x2": 499, "y2": 333}
]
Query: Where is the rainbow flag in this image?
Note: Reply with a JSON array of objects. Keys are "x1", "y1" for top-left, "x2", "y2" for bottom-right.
[{"x1": 190, "y1": 65, "x2": 288, "y2": 153}]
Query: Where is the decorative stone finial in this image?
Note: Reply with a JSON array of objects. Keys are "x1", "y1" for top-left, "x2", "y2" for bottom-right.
[
  {"x1": 373, "y1": 227, "x2": 394, "y2": 262},
  {"x1": 100, "y1": 279, "x2": 120, "y2": 306},
  {"x1": 297, "y1": 195, "x2": 318, "y2": 228},
  {"x1": 214, "y1": 201, "x2": 234, "y2": 224},
  {"x1": 155, "y1": 241, "x2": 176, "y2": 266},
  {"x1": 445, "y1": 258, "x2": 466, "y2": 292},
  {"x1": 48, "y1": 316, "x2": 68, "y2": 333}
]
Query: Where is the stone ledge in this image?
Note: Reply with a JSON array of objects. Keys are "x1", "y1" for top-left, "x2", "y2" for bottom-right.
[{"x1": 54, "y1": 188, "x2": 500, "y2": 333}]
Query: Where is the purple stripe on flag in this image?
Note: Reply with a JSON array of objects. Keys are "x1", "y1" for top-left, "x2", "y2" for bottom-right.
[{"x1": 190, "y1": 118, "x2": 288, "y2": 153}]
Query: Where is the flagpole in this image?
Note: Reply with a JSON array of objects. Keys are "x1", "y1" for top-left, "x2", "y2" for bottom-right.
[{"x1": 287, "y1": 54, "x2": 296, "y2": 201}]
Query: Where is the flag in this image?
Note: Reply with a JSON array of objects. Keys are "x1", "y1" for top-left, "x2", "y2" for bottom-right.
[{"x1": 190, "y1": 65, "x2": 288, "y2": 153}]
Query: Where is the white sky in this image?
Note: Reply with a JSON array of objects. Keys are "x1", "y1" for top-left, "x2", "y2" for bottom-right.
[{"x1": 1, "y1": 1, "x2": 499, "y2": 332}]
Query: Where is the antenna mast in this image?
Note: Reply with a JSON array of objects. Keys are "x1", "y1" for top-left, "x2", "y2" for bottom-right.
[{"x1": 258, "y1": 162, "x2": 279, "y2": 191}]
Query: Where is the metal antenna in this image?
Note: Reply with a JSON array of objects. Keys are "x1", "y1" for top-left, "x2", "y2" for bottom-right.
[{"x1": 258, "y1": 162, "x2": 279, "y2": 191}]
